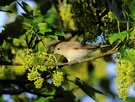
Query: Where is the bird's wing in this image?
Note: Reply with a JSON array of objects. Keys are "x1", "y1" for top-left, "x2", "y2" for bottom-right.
[
  {"x1": 74, "y1": 44, "x2": 110, "y2": 50},
  {"x1": 66, "y1": 42, "x2": 109, "y2": 49}
]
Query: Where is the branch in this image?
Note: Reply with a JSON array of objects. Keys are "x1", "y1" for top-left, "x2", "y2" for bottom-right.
[
  {"x1": 128, "y1": 38, "x2": 135, "y2": 45},
  {"x1": 0, "y1": 44, "x2": 119, "y2": 96},
  {"x1": 43, "y1": 42, "x2": 120, "y2": 66},
  {"x1": 0, "y1": 79, "x2": 29, "y2": 95},
  {"x1": 5, "y1": 42, "x2": 120, "y2": 67},
  {"x1": 8, "y1": 47, "x2": 118, "y2": 67},
  {"x1": 0, "y1": 89, "x2": 24, "y2": 95},
  {"x1": 21, "y1": 85, "x2": 54, "y2": 97},
  {"x1": 43, "y1": 48, "x2": 118, "y2": 67},
  {"x1": 0, "y1": 79, "x2": 54, "y2": 97},
  {"x1": 0, "y1": 79, "x2": 30, "y2": 84},
  {"x1": 0, "y1": 9, "x2": 12, "y2": 13},
  {"x1": 109, "y1": 40, "x2": 121, "y2": 51}
]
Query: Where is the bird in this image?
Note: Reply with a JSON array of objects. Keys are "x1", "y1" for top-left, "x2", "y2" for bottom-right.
[{"x1": 54, "y1": 42, "x2": 109, "y2": 62}]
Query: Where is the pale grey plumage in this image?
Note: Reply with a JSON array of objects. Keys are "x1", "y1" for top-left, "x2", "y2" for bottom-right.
[{"x1": 54, "y1": 42, "x2": 108, "y2": 62}]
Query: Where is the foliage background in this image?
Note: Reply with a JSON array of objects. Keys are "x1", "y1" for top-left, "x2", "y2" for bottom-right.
[{"x1": 1, "y1": 0, "x2": 135, "y2": 102}]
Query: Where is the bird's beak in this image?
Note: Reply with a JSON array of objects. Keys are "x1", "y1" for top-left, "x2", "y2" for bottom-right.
[{"x1": 53, "y1": 51, "x2": 56, "y2": 54}]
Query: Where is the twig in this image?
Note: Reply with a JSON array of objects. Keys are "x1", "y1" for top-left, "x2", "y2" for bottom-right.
[
  {"x1": 0, "y1": 79, "x2": 30, "y2": 84},
  {"x1": 0, "y1": 89, "x2": 24, "y2": 95},
  {"x1": 0, "y1": 9, "x2": 12, "y2": 13},
  {"x1": 8, "y1": 47, "x2": 118, "y2": 67},
  {"x1": 21, "y1": 85, "x2": 54, "y2": 97},
  {"x1": 109, "y1": 40, "x2": 121, "y2": 52},
  {"x1": 0, "y1": 79, "x2": 54, "y2": 97},
  {"x1": 5, "y1": 41, "x2": 119, "y2": 67},
  {"x1": 43, "y1": 41, "x2": 119, "y2": 66},
  {"x1": 81, "y1": 49, "x2": 118, "y2": 62},
  {"x1": 128, "y1": 38, "x2": 135, "y2": 45},
  {"x1": 43, "y1": 48, "x2": 118, "y2": 67}
]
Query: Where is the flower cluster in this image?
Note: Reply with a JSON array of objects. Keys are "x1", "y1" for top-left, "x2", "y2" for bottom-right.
[
  {"x1": 21, "y1": 49, "x2": 56, "y2": 88},
  {"x1": 52, "y1": 69, "x2": 64, "y2": 87},
  {"x1": 115, "y1": 59, "x2": 135, "y2": 100},
  {"x1": 59, "y1": 4, "x2": 77, "y2": 31}
]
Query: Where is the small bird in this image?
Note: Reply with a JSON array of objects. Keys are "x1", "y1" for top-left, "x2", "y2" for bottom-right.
[{"x1": 54, "y1": 42, "x2": 109, "y2": 62}]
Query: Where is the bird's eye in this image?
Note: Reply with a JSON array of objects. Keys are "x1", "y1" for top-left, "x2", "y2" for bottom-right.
[{"x1": 57, "y1": 47, "x2": 60, "y2": 50}]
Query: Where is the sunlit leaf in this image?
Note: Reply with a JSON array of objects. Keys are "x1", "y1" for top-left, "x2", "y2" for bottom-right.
[
  {"x1": 47, "y1": 35, "x2": 58, "y2": 40},
  {"x1": 129, "y1": 2, "x2": 135, "y2": 21},
  {"x1": 121, "y1": 49, "x2": 135, "y2": 64},
  {"x1": 22, "y1": 22, "x2": 32, "y2": 29},
  {"x1": 108, "y1": 31, "x2": 127, "y2": 44},
  {"x1": 13, "y1": 38, "x2": 20, "y2": 46},
  {"x1": 18, "y1": 2, "x2": 32, "y2": 14},
  {"x1": 51, "y1": 87, "x2": 76, "y2": 102},
  {"x1": 45, "y1": 28, "x2": 52, "y2": 33},
  {"x1": 38, "y1": 23, "x2": 47, "y2": 28},
  {"x1": 33, "y1": 8, "x2": 41, "y2": 17},
  {"x1": 130, "y1": 26, "x2": 135, "y2": 39},
  {"x1": 55, "y1": 31, "x2": 66, "y2": 37},
  {"x1": 24, "y1": 18, "x2": 37, "y2": 31},
  {"x1": 34, "y1": 17, "x2": 44, "y2": 23}
]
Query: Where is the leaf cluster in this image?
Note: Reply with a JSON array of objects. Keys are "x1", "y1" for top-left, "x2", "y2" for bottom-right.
[{"x1": 1, "y1": 0, "x2": 135, "y2": 102}]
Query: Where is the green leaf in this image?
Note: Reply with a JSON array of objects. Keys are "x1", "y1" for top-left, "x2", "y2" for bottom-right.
[
  {"x1": 121, "y1": 49, "x2": 135, "y2": 64},
  {"x1": 39, "y1": 28, "x2": 46, "y2": 34},
  {"x1": 126, "y1": 50, "x2": 135, "y2": 64},
  {"x1": 38, "y1": 23, "x2": 47, "y2": 28},
  {"x1": 129, "y1": 2, "x2": 135, "y2": 20},
  {"x1": 45, "y1": 28, "x2": 52, "y2": 33},
  {"x1": 24, "y1": 18, "x2": 33, "y2": 24},
  {"x1": 38, "y1": 23, "x2": 52, "y2": 34},
  {"x1": 39, "y1": 27, "x2": 46, "y2": 31},
  {"x1": 47, "y1": 35, "x2": 58, "y2": 40},
  {"x1": 22, "y1": 22, "x2": 32, "y2": 29},
  {"x1": 18, "y1": 2, "x2": 32, "y2": 14},
  {"x1": 34, "y1": 17, "x2": 44, "y2": 23},
  {"x1": 50, "y1": 87, "x2": 75, "y2": 102},
  {"x1": 108, "y1": 31, "x2": 127, "y2": 44},
  {"x1": 33, "y1": 7, "x2": 41, "y2": 17},
  {"x1": 55, "y1": 31, "x2": 66, "y2": 37},
  {"x1": 13, "y1": 38, "x2": 20, "y2": 46},
  {"x1": 39, "y1": 28, "x2": 52, "y2": 34},
  {"x1": 2, "y1": 41, "x2": 10, "y2": 50},
  {"x1": 24, "y1": 18, "x2": 37, "y2": 31},
  {"x1": 120, "y1": 48, "x2": 126, "y2": 56},
  {"x1": 0, "y1": 96, "x2": 5, "y2": 102},
  {"x1": 34, "y1": 97, "x2": 49, "y2": 102},
  {"x1": 74, "y1": 78, "x2": 104, "y2": 101},
  {"x1": 130, "y1": 26, "x2": 135, "y2": 39}
]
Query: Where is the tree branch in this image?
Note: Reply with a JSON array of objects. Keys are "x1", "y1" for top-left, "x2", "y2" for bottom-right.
[
  {"x1": 43, "y1": 48, "x2": 118, "y2": 67},
  {"x1": 5, "y1": 41, "x2": 120, "y2": 67},
  {"x1": 0, "y1": 89, "x2": 24, "y2": 95},
  {"x1": 0, "y1": 79, "x2": 54, "y2": 97},
  {"x1": 8, "y1": 47, "x2": 118, "y2": 67},
  {"x1": 0, "y1": 79, "x2": 30, "y2": 84},
  {"x1": 21, "y1": 85, "x2": 54, "y2": 97}
]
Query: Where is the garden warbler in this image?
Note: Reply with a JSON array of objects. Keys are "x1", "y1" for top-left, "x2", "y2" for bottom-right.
[{"x1": 54, "y1": 42, "x2": 109, "y2": 62}]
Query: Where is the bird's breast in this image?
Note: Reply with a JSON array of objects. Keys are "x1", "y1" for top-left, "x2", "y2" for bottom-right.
[{"x1": 65, "y1": 49, "x2": 90, "y2": 61}]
